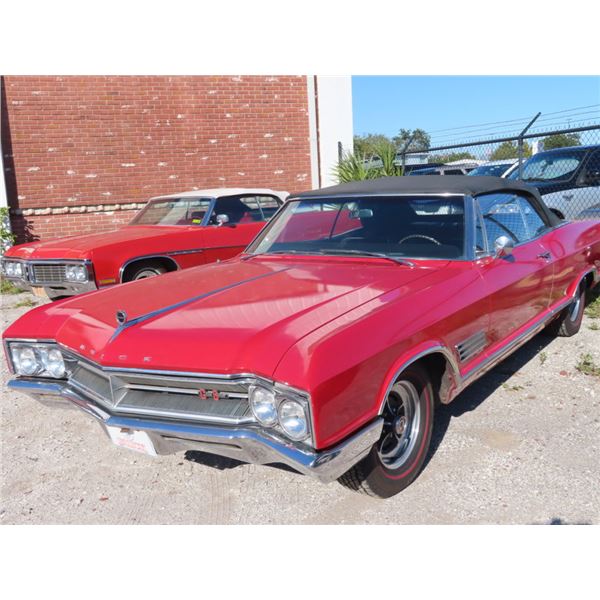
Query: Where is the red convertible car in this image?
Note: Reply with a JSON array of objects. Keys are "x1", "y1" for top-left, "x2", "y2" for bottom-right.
[
  {"x1": 1, "y1": 188, "x2": 287, "y2": 299},
  {"x1": 4, "y1": 177, "x2": 600, "y2": 498}
]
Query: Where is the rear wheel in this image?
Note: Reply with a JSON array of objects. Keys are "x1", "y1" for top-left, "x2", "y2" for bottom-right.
[
  {"x1": 338, "y1": 364, "x2": 434, "y2": 498},
  {"x1": 546, "y1": 283, "x2": 585, "y2": 337}
]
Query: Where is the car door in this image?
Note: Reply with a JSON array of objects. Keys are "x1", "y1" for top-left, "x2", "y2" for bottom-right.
[
  {"x1": 474, "y1": 192, "x2": 555, "y2": 346},
  {"x1": 201, "y1": 194, "x2": 282, "y2": 263}
]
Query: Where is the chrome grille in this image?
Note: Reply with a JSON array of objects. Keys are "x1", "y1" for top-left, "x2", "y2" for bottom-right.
[
  {"x1": 30, "y1": 263, "x2": 67, "y2": 284},
  {"x1": 67, "y1": 356, "x2": 253, "y2": 424}
]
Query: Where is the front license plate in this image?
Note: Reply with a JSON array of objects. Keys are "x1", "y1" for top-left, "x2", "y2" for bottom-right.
[
  {"x1": 31, "y1": 286, "x2": 47, "y2": 298},
  {"x1": 106, "y1": 426, "x2": 157, "y2": 456}
]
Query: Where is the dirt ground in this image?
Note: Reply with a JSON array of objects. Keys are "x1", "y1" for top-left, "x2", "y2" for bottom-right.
[{"x1": 1, "y1": 289, "x2": 599, "y2": 525}]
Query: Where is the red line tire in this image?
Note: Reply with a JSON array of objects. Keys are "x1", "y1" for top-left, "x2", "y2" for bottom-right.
[{"x1": 338, "y1": 364, "x2": 435, "y2": 499}]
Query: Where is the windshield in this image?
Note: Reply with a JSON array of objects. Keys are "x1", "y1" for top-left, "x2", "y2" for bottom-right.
[
  {"x1": 508, "y1": 150, "x2": 584, "y2": 182},
  {"x1": 130, "y1": 197, "x2": 212, "y2": 226},
  {"x1": 246, "y1": 196, "x2": 466, "y2": 260},
  {"x1": 469, "y1": 163, "x2": 512, "y2": 176}
]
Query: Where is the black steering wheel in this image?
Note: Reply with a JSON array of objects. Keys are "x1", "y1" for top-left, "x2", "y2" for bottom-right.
[{"x1": 398, "y1": 234, "x2": 442, "y2": 246}]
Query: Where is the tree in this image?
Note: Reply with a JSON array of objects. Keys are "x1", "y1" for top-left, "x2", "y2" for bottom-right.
[
  {"x1": 353, "y1": 134, "x2": 393, "y2": 156},
  {"x1": 428, "y1": 151, "x2": 476, "y2": 164},
  {"x1": 490, "y1": 141, "x2": 532, "y2": 160},
  {"x1": 334, "y1": 140, "x2": 403, "y2": 183},
  {"x1": 393, "y1": 128, "x2": 431, "y2": 151},
  {"x1": 541, "y1": 133, "x2": 581, "y2": 150}
]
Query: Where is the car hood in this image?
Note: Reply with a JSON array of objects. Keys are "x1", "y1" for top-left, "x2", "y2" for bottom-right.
[
  {"x1": 5, "y1": 257, "x2": 444, "y2": 377},
  {"x1": 4, "y1": 226, "x2": 184, "y2": 260}
]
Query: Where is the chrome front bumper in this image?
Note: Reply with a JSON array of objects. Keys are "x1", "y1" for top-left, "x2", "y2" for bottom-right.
[{"x1": 8, "y1": 378, "x2": 383, "y2": 484}]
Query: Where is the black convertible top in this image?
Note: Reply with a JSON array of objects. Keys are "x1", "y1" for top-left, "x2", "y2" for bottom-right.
[
  {"x1": 294, "y1": 175, "x2": 537, "y2": 198},
  {"x1": 293, "y1": 175, "x2": 561, "y2": 226}
]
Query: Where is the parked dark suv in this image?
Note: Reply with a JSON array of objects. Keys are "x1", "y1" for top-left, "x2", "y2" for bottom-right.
[{"x1": 508, "y1": 144, "x2": 600, "y2": 220}]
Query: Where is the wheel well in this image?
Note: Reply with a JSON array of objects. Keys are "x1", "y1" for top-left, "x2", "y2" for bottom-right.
[
  {"x1": 550, "y1": 208, "x2": 565, "y2": 220},
  {"x1": 121, "y1": 257, "x2": 178, "y2": 282},
  {"x1": 410, "y1": 352, "x2": 457, "y2": 405},
  {"x1": 583, "y1": 272, "x2": 594, "y2": 289}
]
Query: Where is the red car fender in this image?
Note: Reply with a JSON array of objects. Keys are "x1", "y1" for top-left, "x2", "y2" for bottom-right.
[{"x1": 373, "y1": 340, "x2": 461, "y2": 417}]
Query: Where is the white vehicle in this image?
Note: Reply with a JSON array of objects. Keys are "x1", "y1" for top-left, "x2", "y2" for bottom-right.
[{"x1": 469, "y1": 160, "x2": 518, "y2": 177}]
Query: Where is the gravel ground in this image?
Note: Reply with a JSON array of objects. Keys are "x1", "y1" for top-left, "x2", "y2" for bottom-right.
[{"x1": 1, "y1": 289, "x2": 599, "y2": 525}]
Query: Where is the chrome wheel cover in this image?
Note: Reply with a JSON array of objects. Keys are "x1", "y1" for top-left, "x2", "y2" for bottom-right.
[
  {"x1": 134, "y1": 270, "x2": 159, "y2": 280},
  {"x1": 377, "y1": 380, "x2": 422, "y2": 470}
]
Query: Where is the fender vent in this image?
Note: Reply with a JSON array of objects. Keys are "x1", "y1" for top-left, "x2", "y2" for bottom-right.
[{"x1": 456, "y1": 330, "x2": 487, "y2": 363}]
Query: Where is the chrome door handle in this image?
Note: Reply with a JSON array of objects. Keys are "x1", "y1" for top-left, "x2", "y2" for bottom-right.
[{"x1": 537, "y1": 251, "x2": 552, "y2": 260}]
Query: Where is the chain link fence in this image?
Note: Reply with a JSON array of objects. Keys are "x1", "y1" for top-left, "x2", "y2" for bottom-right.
[{"x1": 397, "y1": 124, "x2": 600, "y2": 220}]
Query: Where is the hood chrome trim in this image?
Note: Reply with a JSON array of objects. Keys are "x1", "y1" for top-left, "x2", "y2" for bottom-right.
[{"x1": 109, "y1": 267, "x2": 291, "y2": 342}]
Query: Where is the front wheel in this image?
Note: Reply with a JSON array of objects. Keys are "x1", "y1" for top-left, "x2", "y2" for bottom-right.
[
  {"x1": 338, "y1": 364, "x2": 434, "y2": 498},
  {"x1": 130, "y1": 264, "x2": 166, "y2": 281}
]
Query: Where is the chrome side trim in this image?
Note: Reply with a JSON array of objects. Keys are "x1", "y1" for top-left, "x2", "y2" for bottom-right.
[
  {"x1": 460, "y1": 297, "x2": 573, "y2": 388},
  {"x1": 166, "y1": 248, "x2": 205, "y2": 257},
  {"x1": 7, "y1": 377, "x2": 382, "y2": 483},
  {"x1": 377, "y1": 267, "x2": 594, "y2": 406}
]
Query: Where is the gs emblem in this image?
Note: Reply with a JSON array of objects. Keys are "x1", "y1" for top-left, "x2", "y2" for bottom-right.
[{"x1": 199, "y1": 389, "x2": 221, "y2": 401}]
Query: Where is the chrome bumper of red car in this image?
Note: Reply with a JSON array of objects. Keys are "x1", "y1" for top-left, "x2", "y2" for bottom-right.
[{"x1": 8, "y1": 378, "x2": 383, "y2": 484}]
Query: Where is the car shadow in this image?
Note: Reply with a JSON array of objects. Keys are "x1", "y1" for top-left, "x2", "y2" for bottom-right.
[
  {"x1": 184, "y1": 450, "x2": 299, "y2": 476},
  {"x1": 425, "y1": 330, "x2": 556, "y2": 468}
]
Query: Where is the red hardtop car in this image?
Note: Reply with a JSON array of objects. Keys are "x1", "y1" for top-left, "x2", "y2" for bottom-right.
[
  {"x1": 4, "y1": 176, "x2": 599, "y2": 497},
  {"x1": 1, "y1": 188, "x2": 287, "y2": 299}
]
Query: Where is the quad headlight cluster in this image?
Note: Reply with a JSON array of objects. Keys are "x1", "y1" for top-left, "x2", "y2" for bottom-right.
[
  {"x1": 248, "y1": 384, "x2": 311, "y2": 443},
  {"x1": 9, "y1": 343, "x2": 67, "y2": 379},
  {"x1": 2, "y1": 260, "x2": 24, "y2": 279},
  {"x1": 65, "y1": 264, "x2": 89, "y2": 282}
]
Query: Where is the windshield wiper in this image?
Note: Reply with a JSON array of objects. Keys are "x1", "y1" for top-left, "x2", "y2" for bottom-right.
[{"x1": 318, "y1": 248, "x2": 415, "y2": 267}]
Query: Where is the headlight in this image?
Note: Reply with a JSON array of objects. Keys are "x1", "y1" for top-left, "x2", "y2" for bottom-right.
[
  {"x1": 4, "y1": 261, "x2": 23, "y2": 278},
  {"x1": 65, "y1": 264, "x2": 88, "y2": 282},
  {"x1": 10, "y1": 343, "x2": 66, "y2": 378},
  {"x1": 249, "y1": 385, "x2": 278, "y2": 426},
  {"x1": 278, "y1": 399, "x2": 309, "y2": 441}
]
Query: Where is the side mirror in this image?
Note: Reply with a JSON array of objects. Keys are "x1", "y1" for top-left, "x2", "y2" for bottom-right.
[
  {"x1": 494, "y1": 235, "x2": 514, "y2": 258},
  {"x1": 215, "y1": 214, "x2": 230, "y2": 226}
]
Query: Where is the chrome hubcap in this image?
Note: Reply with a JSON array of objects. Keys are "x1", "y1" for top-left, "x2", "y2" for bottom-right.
[
  {"x1": 136, "y1": 270, "x2": 158, "y2": 280},
  {"x1": 377, "y1": 381, "x2": 421, "y2": 470}
]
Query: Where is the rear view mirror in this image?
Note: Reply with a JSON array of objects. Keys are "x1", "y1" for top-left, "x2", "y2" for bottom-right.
[{"x1": 494, "y1": 235, "x2": 514, "y2": 258}]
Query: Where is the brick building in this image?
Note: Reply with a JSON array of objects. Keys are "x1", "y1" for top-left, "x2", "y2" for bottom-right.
[{"x1": 1, "y1": 76, "x2": 353, "y2": 244}]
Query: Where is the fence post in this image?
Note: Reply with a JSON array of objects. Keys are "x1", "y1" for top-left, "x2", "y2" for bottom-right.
[
  {"x1": 399, "y1": 133, "x2": 416, "y2": 176},
  {"x1": 518, "y1": 112, "x2": 541, "y2": 179}
]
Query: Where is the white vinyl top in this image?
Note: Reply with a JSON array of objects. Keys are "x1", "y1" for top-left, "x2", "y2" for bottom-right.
[{"x1": 151, "y1": 188, "x2": 289, "y2": 201}]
